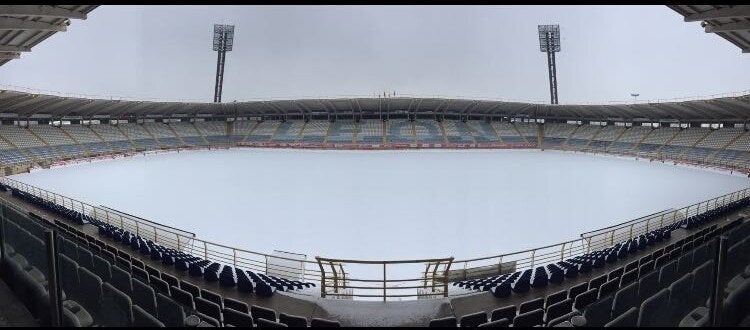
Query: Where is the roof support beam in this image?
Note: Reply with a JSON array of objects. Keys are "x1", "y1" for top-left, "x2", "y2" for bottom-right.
[
  {"x1": 0, "y1": 17, "x2": 66, "y2": 32},
  {"x1": 0, "y1": 45, "x2": 30, "y2": 52},
  {"x1": 705, "y1": 20, "x2": 750, "y2": 33},
  {"x1": 0, "y1": 5, "x2": 87, "y2": 19},
  {"x1": 684, "y1": 5, "x2": 750, "y2": 22},
  {"x1": 0, "y1": 52, "x2": 20, "y2": 59}
]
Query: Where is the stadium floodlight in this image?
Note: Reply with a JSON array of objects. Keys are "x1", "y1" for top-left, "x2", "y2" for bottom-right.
[
  {"x1": 538, "y1": 24, "x2": 561, "y2": 105},
  {"x1": 212, "y1": 24, "x2": 235, "y2": 103}
]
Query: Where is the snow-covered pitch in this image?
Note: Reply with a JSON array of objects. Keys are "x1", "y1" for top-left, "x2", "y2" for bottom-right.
[{"x1": 13, "y1": 148, "x2": 748, "y2": 262}]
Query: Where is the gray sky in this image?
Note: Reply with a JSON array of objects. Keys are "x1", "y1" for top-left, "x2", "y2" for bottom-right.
[{"x1": 1, "y1": 5, "x2": 748, "y2": 104}]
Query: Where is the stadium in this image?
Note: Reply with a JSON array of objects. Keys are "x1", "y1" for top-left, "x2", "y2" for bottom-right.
[{"x1": 1, "y1": 4, "x2": 750, "y2": 328}]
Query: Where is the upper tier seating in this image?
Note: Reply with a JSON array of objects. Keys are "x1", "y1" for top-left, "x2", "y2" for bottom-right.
[
  {"x1": 386, "y1": 119, "x2": 414, "y2": 144},
  {"x1": 143, "y1": 122, "x2": 182, "y2": 148},
  {"x1": 588, "y1": 126, "x2": 626, "y2": 151},
  {"x1": 542, "y1": 123, "x2": 578, "y2": 148},
  {"x1": 169, "y1": 122, "x2": 207, "y2": 147},
  {"x1": 89, "y1": 124, "x2": 133, "y2": 153},
  {"x1": 442, "y1": 121, "x2": 474, "y2": 143},
  {"x1": 466, "y1": 121, "x2": 498, "y2": 143},
  {"x1": 247, "y1": 120, "x2": 280, "y2": 142},
  {"x1": 327, "y1": 120, "x2": 357, "y2": 143},
  {"x1": 607, "y1": 126, "x2": 651, "y2": 153},
  {"x1": 194, "y1": 121, "x2": 228, "y2": 144},
  {"x1": 117, "y1": 123, "x2": 160, "y2": 150},
  {"x1": 61, "y1": 125, "x2": 111, "y2": 155},
  {"x1": 413, "y1": 120, "x2": 443, "y2": 143},
  {"x1": 565, "y1": 125, "x2": 601, "y2": 150},
  {"x1": 491, "y1": 122, "x2": 525, "y2": 144},
  {"x1": 358, "y1": 120, "x2": 383, "y2": 144},
  {"x1": 271, "y1": 121, "x2": 305, "y2": 142},
  {"x1": 513, "y1": 123, "x2": 538, "y2": 144},
  {"x1": 299, "y1": 120, "x2": 329, "y2": 143},
  {"x1": 231, "y1": 120, "x2": 257, "y2": 142}
]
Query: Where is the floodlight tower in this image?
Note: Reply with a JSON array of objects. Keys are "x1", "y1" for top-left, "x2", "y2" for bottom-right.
[
  {"x1": 538, "y1": 25, "x2": 561, "y2": 105},
  {"x1": 212, "y1": 24, "x2": 235, "y2": 103}
]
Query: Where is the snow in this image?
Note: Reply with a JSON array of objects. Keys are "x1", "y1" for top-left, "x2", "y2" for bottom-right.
[{"x1": 11, "y1": 148, "x2": 749, "y2": 298}]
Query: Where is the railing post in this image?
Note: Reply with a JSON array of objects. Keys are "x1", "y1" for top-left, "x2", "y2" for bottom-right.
[
  {"x1": 330, "y1": 261, "x2": 339, "y2": 294},
  {"x1": 560, "y1": 243, "x2": 565, "y2": 261},
  {"x1": 629, "y1": 224, "x2": 634, "y2": 240},
  {"x1": 176, "y1": 235, "x2": 181, "y2": 252},
  {"x1": 383, "y1": 263, "x2": 387, "y2": 302},
  {"x1": 135, "y1": 221, "x2": 139, "y2": 237},
  {"x1": 710, "y1": 235, "x2": 728, "y2": 326},
  {"x1": 316, "y1": 257, "x2": 327, "y2": 298},
  {"x1": 530, "y1": 250, "x2": 536, "y2": 267},
  {"x1": 203, "y1": 241, "x2": 208, "y2": 260},
  {"x1": 233, "y1": 249, "x2": 237, "y2": 268}
]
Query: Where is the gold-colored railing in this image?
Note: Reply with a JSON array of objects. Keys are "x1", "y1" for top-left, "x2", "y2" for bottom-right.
[{"x1": 315, "y1": 256, "x2": 453, "y2": 301}]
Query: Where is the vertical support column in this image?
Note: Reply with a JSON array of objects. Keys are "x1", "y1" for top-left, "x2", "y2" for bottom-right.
[
  {"x1": 710, "y1": 235, "x2": 728, "y2": 326},
  {"x1": 45, "y1": 230, "x2": 62, "y2": 327},
  {"x1": 0, "y1": 205, "x2": 6, "y2": 267},
  {"x1": 383, "y1": 263, "x2": 387, "y2": 302}
]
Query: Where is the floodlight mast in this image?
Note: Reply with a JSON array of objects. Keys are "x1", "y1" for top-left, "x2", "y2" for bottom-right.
[
  {"x1": 213, "y1": 24, "x2": 234, "y2": 103},
  {"x1": 538, "y1": 25, "x2": 560, "y2": 105}
]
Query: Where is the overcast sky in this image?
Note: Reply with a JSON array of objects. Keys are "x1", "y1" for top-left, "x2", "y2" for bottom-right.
[{"x1": 1, "y1": 5, "x2": 748, "y2": 104}]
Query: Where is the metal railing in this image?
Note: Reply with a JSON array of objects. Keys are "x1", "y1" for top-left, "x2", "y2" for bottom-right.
[{"x1": 315, "y1": 256, "x2": 453, "y2": 301}]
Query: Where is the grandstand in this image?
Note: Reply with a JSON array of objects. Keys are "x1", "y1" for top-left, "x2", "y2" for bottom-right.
[
  {"x1": 2, "y1": 4, "x2": 750, "y2": 328},
  {"x1": 1, "y1": 95, "x2": 748, "y2": 326}
]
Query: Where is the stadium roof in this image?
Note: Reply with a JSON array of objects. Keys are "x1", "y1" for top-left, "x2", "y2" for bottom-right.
[
  {"x1": 668, "y1": 5, "x2": 750, "y2": 54},
  {"x1": 0, "y1": 5, "x2": 98, "y2": 67},
  {"x1": 1, "y1": 89, "x2": 749, "y2": 123}
]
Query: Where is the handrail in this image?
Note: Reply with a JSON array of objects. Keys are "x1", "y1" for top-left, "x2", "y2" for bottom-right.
[{"x1": 315, "y1": 256, "x2": 453, "y2": 301}]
